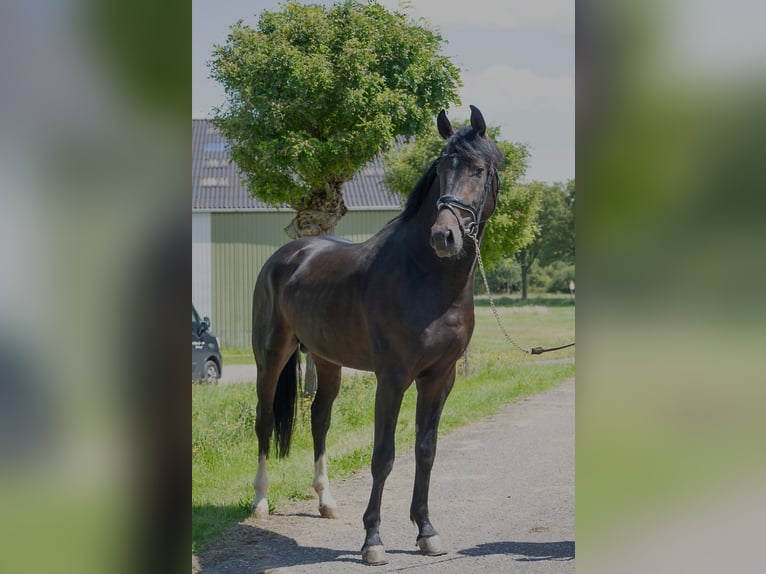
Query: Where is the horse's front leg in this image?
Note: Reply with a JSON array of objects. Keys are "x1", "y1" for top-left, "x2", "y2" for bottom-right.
[
  {"x1": 361, "y1": 370, "x2": 410, "y2": 566},
  {"x1": 410, "y1": 365, "x2": 456, "y2": 556}
]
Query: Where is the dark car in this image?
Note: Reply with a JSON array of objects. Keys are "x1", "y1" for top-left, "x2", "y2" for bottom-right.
[{"x1": 192, "y1": 305, "x2": 222, "y2": 382}]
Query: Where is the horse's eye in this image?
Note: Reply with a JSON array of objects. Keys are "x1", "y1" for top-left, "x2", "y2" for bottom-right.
[{"x1": 473, "y1": 167, "x2": 484, "y2": 177}]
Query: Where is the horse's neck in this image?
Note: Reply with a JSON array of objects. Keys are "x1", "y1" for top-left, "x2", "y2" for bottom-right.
[{"x1": 399, "y1": 182, "x2": 479, "y2": 298}]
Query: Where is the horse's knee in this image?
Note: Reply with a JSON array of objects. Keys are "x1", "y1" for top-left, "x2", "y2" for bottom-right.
[
  {"x1": 370, "y1": 445, "x2": 395, "y2": 478},
  {"x1": 415, "y1": 436, "x2": 437, "y2": 469}
]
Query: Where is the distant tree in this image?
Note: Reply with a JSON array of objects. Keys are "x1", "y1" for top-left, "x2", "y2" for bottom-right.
[
  {"x1": 515, "y1": 180, "x2": 575, "y2": 299},
  {"x1": 209, "y1": 0, "x2": 461, "y2": 238},
  {"x1": 538, "y1": 179, "x2": 575, "y2": 266},
  {"x1": 483, "y1": 258, "x2": 522, "y2": 294},
  {"x1": 383, "y1": 122, "x2": 536, "y2": 267}
]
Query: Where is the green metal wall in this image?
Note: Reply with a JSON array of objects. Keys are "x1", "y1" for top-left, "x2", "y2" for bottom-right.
[{"x1": 211, "y1": 209, "x2": 398, "y2": 349}]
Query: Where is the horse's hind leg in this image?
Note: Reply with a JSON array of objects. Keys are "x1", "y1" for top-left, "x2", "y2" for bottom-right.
[
  {"x1": 410, "y1": 365, "x2": 456, "y2": 556},
  {"x1": 252, "y1": 336, "x2": 297, "y2": 519},
  {"x1": 310, "y1": 355, "x2": 342, "y2": 518}
]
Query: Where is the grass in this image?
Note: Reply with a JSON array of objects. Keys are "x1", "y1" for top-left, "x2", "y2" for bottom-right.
[
  {"x1": 474, "y1": 292, "x2": 576, "y2": 308},
  {"x1": 220, "y1": 347, "x2": 254, "y2": 365},
  {"x1": 193, "y1": 304, "x2": 574, "y2": 553}
]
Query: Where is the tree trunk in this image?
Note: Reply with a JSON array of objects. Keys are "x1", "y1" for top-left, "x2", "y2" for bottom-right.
[
  {"x1": 521, "y1": 264, "x2": 528, "y2": 301},
  {"x1": 518, "y1": 248, "x2": 532, "y2": 301},
  {"x1": 284, "y1": 184, "x2": 347, "y2": 239},
  {"x1": 283, "y1": 184, "x2": 347, "y2": 397},
  {"x1": 459, "y1": 346, "x2": 472, "y2": 377}
]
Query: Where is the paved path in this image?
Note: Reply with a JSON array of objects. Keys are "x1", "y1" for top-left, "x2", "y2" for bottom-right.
[{"x1": 195, "y1": 378, "x2": 574, "y2": 573}]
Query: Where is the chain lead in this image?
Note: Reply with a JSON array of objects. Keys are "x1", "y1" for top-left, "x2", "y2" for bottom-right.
[
  {"x1": 468, "y1": 233, "x2": 576, "y2": 355},
  {"x1": 468, "y1": 234, "x2": 533, "y2": 355}
]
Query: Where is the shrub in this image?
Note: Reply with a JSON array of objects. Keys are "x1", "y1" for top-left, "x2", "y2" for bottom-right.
[
  {"x1": 528, "y1": 261, "x2": 575, "y2": 293},
  {"x1": 475, "y1": 258, "x2": 522, "y2": 295}
]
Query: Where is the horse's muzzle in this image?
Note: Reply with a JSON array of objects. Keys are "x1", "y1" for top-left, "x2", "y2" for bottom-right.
[{"x1": 430, "y1": 224, "x2": 463, "y2": 258}]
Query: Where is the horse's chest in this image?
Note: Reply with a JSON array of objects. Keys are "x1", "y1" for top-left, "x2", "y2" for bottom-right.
[{"x1": 421, "y1": 311, "x2": 471, "y2": 352}]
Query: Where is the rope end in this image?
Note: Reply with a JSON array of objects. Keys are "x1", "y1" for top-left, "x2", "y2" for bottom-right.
[{"x1": 530, "y1": 347, "x2": 544, "y2": 355}]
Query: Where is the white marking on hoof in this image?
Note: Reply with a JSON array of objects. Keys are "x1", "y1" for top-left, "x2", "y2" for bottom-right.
[
  {"x1": 252, "y1": 495, "x2": 269, "y2": 519},
  {"x1": 319, "y1": 502, "x2": 339, "y2": 519},
  {"x1": 252, "y1": 454, "x2": 269, "y2": 518},
  {"x1": 417, "y1": 535, "x2": 446, "y2": 556},
  {"x1": 361, "y1": 544, "x2": 388, "y2": 566},
  {"x1": 313, "y1": 454, "x2": 338, "y2": 518}
]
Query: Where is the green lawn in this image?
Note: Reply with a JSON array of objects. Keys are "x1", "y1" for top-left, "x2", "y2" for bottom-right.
[{"x1": 193, "y1": 303, "x2": 574, "y2": 553}]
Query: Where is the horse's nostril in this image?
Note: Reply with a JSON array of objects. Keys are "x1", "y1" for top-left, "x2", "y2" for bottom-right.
[{"x1": 430, "y1": 228, "x2": 458, "y2": 255}]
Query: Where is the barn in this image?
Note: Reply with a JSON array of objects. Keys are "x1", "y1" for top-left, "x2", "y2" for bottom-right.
[{"x1": 192, "y1": 119, "x2": 403, "y2": 349}]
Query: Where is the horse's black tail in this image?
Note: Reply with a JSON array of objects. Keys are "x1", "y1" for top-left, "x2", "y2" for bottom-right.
[{"x1": 273, "y1": 350, "x2": 299, "y2": 458}]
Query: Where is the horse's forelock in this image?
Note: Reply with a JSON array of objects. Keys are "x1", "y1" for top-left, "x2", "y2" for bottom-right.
[{"x1": 442, "y1": 126, "x2": 504, "y2": 168}]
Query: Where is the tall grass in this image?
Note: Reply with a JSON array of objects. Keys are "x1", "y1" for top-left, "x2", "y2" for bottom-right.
[{"x1": 193, "y1": 306, "x2": 574, "y2": 552}]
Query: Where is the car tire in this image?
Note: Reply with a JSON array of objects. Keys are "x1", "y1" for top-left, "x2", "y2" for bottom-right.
[{"x1": 203, "y1": 360, "x2": 220, "y2": 383}]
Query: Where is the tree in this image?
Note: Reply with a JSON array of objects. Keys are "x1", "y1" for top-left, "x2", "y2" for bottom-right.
[
  {"x1": 482, "y1": 258, "x2": 521, "y2": 294},
  {"x1": 383, "y1": 122, "x2": 537, "y2": 266},
  {"x1": 209, "y1": 0, "x2": 461, "y2": 238},
  {"x1": 514, "y1": 180, "x2": 575, "y2": 299}
]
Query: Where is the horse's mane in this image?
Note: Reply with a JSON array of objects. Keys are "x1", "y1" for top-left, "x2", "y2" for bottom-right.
[
  {"x1": 399, "y1": 160, "x2": 440, "y2": 222},
  {"x1": 397, "y1": 126, "x2": 504, "y2": 223}
]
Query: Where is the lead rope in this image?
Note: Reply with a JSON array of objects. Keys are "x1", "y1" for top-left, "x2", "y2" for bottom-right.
[{"x1": 468, "y1": 234, "x2": 576, "y2": 356}]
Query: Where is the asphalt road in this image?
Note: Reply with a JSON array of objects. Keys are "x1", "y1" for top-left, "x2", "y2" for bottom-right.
[{"x1": 195, "y1": 378, "x2": 575, "y2": 573}]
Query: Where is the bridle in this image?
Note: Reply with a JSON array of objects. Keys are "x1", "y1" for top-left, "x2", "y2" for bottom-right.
[{"x1": 435, "y1": 155, "x2": 500, "y2": 239}]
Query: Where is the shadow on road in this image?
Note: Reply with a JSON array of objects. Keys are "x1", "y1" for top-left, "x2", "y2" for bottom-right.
[
  {"x1": 458, "y1": 540, "x2": 575, "y2": 562},
  {"x1": 196, "y1": 521, "x2": 362, "y2": 572},
  {"x1": 196, "y1": 515, "x2": 575, "y2": 573}
]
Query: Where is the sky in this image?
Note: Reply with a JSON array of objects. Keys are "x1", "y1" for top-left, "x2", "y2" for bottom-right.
[{"x1": 192, "y1": 0, "x2": 574, "y2": 184}]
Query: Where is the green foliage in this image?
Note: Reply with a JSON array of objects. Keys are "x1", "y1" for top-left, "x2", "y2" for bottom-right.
[
  {"x1": 485, "y1": 178, "x2": 539, "y2": 264},
  {"x1": 477, "y1": 257, "x2": 522, "y2": 294},
  {"x1": 520, "y1": 180, "x2": 575, "y2": 266},
  {"x1": 538, "y1": 179, "x2": 575, "y2": 266},
  {"x1": 513, "y1": 180, "x2": 575, "y2": 297},
  {"x1": 209, "y1": 1, "x2": 462, "y2": 209},
  {"x1": 529, "y1": 261, "x2": 576, "y2": 293},
  {"x1": 383, "y1": 122, "x2": 535, "y2": 265}
]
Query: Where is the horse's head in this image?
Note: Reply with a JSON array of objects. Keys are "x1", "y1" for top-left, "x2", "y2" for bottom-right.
[{"x1": 430, "y1": 105, "x2": 504, "y2": 259}]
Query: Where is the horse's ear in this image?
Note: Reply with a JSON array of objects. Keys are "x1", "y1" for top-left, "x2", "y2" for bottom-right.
[
  {"x1": 437, "y1": 109, "x2": 454, "y2": 140},
  {"x1": 469, "y1": 105, "x2": 487, "y2": 138}
]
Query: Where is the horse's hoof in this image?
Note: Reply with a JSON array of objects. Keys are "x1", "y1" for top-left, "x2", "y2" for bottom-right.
[
  {"x1": 417, "y1": 535, "x2": 446, "y2": 556},
  {"x1": 252, "y1": 497, "x2": 269, "y2": 519},
  {"x1": 319, "y1": 503, "x2": 339, "y2": 519},
  {"x1": 361, "y1": 545, "x2": 388, "y2": 566}
]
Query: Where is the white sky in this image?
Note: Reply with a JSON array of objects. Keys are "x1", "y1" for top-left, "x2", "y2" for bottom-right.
[{"x1": 192, "y1": 0, "x2": 574, "y2": 183}]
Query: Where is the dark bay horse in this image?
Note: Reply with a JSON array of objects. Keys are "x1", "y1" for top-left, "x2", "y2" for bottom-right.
[{"x1": 251, "y1": 105, "x2": 504, "y2": 565}]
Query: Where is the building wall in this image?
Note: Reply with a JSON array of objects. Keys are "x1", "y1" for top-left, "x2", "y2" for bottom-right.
[
  {"x1": 210, "y1": 209, "x2": 398, "y2": 349},
  {"x1": 192, "y1": 212, "x2": 212, "y2": 318}
]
